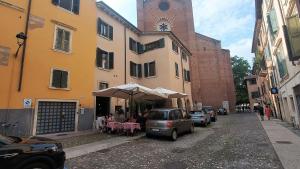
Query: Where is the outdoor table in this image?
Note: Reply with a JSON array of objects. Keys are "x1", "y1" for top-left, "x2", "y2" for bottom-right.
[
  {"x1": 107, "y1": 121, "x2": 123, "y2": 132},
  {"x1": 123, "y1": 122, "x2": 141, "y2": 135}
]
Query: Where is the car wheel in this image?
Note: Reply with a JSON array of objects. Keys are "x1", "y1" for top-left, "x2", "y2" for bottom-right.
[
  {"x1": 23, "y1": 162, "x2": 50, "y2": 169},
  {"x1": 171, "y1": 130, "x2": 177, "y2": 141}
]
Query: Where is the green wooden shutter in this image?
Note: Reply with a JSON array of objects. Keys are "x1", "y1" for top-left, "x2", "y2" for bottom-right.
[
  {"x1": 137, "y1": 42, "x2": 144, "y2": 54},
  {"x1": 130, "y1": 62, "x2": 135, "y2": 76},
  {"x1": 129, "y1": 38, "x2": 133, "y2": 51},
  {"x1": 269, "y1": 9, "x2": 279, "y2": 33},
  {"x1": 184, "y1": 69, "x2": 187, "y2": 81},
  {"x1": 144, "y1": 63, "x2": 149, "y2": 77},
  {"x1": 149, "y1": 61, "x2": 156, "y2": 76},
  {"x1": 109, "y1": 52, "x2": 114, "y2": 69},
  {"x1": 73, "y1": 0, "x2": 80, "y2": 14},
  {"x1": 63, "y1": 30, "x2": 70, "y2": 52},
  {"x1": 96, "y1": 48, "x2": 103, "y2": 68},
  {"x1": 61, "y1": 71, "x2": 68, "y2": 88},
  {"x1": 287, "y1": 15, "x2": 300, "y2": 60},
  {"x1": 175, "y1": 63, "x2": 179, "y2": 76},
  {"x1": 159, "y1": 38, "x2": 165, "y2": 48},
  {"x1": 138, "y1": 64, "x2": 142, "y2": 78},
  {"x1": 52, "y1": 70, "x2": 61, "y2": 88},
  {"x1": 97, "y1": 18, "x2": 101, "y2": 35},
  {"x1": 109, "y1": 25, "x2": 113, "y2": 40}
]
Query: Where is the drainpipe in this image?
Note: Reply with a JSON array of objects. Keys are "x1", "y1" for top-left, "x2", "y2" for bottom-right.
[
  {"x1": 180, "y1": 52, "x2": 187, "y2": 113},
  {"x1": 124, "y1": 26, "x2": 128, "y2": 117},
  {"x1": 18, "y1": 0, "x2": 32, "y2": 92}
]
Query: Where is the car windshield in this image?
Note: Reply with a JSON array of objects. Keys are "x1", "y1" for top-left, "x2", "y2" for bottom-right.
[
  {"x1": 203, "y1": 107, "x2": 213, "y2": 111},
  {"x1": 190, "y1": 111, "x2": 204, "y2": 115},
  {"x1": 148, "y1": 111, "x2": 169, "y2": 120},
  {"x1": 0, "y1": 135, "x2": 15, "y2": 144}
]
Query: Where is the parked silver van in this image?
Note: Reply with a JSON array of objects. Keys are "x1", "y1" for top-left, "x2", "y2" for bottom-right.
[{"x1": 146, "y1": 108, "x2": 194, "y2": 141}]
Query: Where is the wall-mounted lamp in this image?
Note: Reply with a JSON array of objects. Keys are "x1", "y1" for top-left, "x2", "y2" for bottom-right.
[{"x1": 15, "y1": 32, "x2": 27, "y2": 57}]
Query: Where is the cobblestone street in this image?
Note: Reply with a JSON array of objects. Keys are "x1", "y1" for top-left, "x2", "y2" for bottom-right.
[{"x1": 66, "y1": 113, "x2": 283, "y2": 169}]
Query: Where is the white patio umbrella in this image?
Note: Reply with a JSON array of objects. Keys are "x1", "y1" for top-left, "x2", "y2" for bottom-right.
[
  {"x1": 93, "y1": 83, "x2": 167, "y2": 116},
  {"x1": 153, "y1": 87, "x2": 188, "y2": 98},
  {"x1": 93, "y1": 83, "x2": 167, "y2": 100}
]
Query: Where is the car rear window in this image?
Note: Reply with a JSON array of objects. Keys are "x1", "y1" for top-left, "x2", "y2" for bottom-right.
[{"x1": 148, "y1": 111, "x2": 168, "y2": 120}]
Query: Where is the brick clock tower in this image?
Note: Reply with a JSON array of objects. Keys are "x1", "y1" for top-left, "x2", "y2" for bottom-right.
[{"x1": 137, "y1": 0, "x2": 236, "y2": 112}]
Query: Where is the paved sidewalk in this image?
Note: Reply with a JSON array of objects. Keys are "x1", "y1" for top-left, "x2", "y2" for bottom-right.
[
  {"x1": 260, "y1": 118, "x2": 300, "y2": 169},
  {"x1": 64, "y1": 134, "x2": 145, "y2": 159}
]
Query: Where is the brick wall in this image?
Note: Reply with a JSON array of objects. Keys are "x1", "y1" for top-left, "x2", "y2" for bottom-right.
[{"x1": 137, "y1": 0, "x2": 236, "y2": 111}]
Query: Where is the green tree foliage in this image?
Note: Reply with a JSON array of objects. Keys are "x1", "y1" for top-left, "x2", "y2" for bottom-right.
[{"x1": 231, "y1": 56, "x2": 251, "y2": 104}]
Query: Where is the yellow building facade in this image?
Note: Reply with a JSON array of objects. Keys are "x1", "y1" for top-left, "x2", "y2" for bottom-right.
[
  {"x1": 0, "y1": 0, "x2": 97, "y2": 136},
  {"x1": 95, "y1": 2, "x2": 193, "y2": 117}
]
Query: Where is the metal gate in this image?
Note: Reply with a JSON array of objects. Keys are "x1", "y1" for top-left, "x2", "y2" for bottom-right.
[{"x1": 36, "y1": 101, "x2": 76, "y2": 135}]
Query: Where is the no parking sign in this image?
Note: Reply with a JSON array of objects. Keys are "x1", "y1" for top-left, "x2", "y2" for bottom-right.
[{"x1": 23, "y1": 98, "x2": 32, "y2": 108}]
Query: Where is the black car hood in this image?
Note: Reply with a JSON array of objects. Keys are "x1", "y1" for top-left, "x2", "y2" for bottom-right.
[{"x1": 21, "y1": 136, "x2": 57, "y2": 144}]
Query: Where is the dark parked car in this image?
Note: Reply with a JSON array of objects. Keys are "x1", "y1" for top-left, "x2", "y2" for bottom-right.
[
  {"x1": 203, "y1": 106, "x2": 217, "y2": 122},
  {"x1": 189, "y1": 110, "x2": 211, "y2": 127},
  {"x1": 217, "y1": 108, "x2": 228, "y2": 115},
  {"x1": 146, "y1": 108, "x2": 194, "y2": 141},
  {"x1": 0, "y1": 134, "x2": 66, "y2": 169}
]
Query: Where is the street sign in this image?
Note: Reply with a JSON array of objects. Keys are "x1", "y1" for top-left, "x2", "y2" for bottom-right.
[
  {"x1": 23, "y1": 98, "x2": 32, "y2": 108},
  {"x1": 271, "y1": 87, "x2": 279, "y2": 94}
]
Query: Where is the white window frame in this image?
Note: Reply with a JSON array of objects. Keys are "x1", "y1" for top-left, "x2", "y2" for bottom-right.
[
  {"x1": 49, "y1": 67, "x2": 71, "y2": 90},
  {"x1": 53, "y1": 25, "x2": 73, "y2": 54}
]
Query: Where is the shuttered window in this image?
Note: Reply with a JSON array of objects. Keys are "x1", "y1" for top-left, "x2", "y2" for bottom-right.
[
  {"x1": 144, "y1": 61, "x2": 156, "y2": 77},
  {"x1": 144, "y1": 38, "x2": 165, "y2": 52},
  {"x1": 287, "y1": 15, "x2": 300, "y2": 60},
  {"x1": 184, "y1": 69, "x2": 190, "y2": 82},
  {"x1": 182, "y1": 51, "x2": 187, "y2": 62},
  {"x1": 172, "y1": 41, "x2": 179, "y2": 53},
  {"x1": 52, "y1": 0, "x2": 80, "y2": 14},
  {"x1": 96, "y1": 48, "x2": 114, "y2": 69},
  {"x1": 275, "y1": 45, "x2": 288, "y2": 78},
  {"x1": 130, "y1": 61, "x2": 142, "y2": 78},
  {"x1": 267, "y1": 8, "x2": 279, "y2": 39},
  {"x1": 54, "y1": 26, "x2": 71, "y2": 53},
  {"x1": 175, "y1": 63, "x2": 179, "y2": 77},
  {"x1": 97, "y1": 19, "x2": 113, "y2": 40},
  {"x1": 51, "y1": 69, "x2": 69, "y2": 89}
]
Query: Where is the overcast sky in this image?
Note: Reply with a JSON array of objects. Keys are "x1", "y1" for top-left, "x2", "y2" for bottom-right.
[{"x1": 100, "y1": 0, "x2": 255, "y2": 64}]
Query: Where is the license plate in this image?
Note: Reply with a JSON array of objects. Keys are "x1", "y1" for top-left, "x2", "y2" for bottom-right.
[{"x1": 152, "y1": 129, "x2": 159, "y2": 132}]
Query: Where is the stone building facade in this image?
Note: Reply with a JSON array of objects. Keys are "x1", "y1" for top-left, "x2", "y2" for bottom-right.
[{"x1": 137, "y1": 0, "x2": 236, "y2": 111}]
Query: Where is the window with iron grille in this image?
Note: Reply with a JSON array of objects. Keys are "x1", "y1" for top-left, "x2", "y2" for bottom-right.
[
  {"x1": 144, "y1": 61, "x2": 156, "y2": 77},
  {"x1": 51, "y1": 69, "x2": 69, "y2": 89},
  {"x1": 97, "y1": 18, "x2": 113, "y2": 40},
  {"x1": 96, "y1": 48, "x2": 114, "y2": 70},
  {"x1": 130, "y1": 61, "x2": 142, "y2": 78},
  {"x1": 99, "y1": 82, "x2": 109, "y2": 90},
  {"x1": 54, "y1": 26, "x2": 71, "y2": 53},
  {"x1": 52, "y1": 0, "x2": 80, "y2": 14}
]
